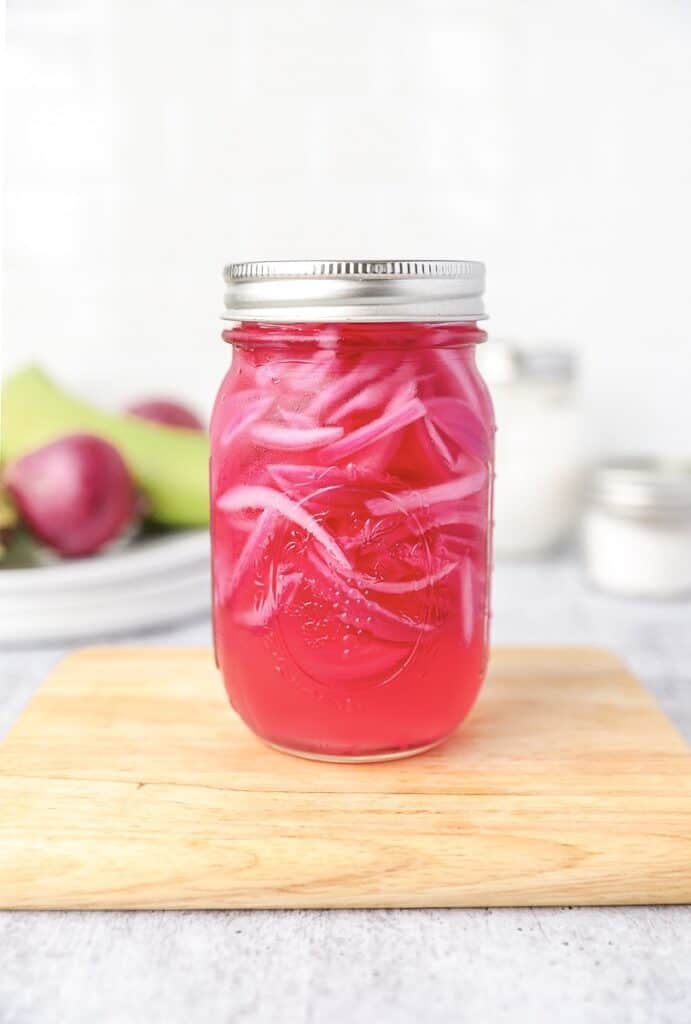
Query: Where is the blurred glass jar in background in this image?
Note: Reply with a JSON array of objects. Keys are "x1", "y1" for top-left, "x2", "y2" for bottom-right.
[
  {"x1": 583, "y1": 459, "x2": 691, "y2": 599},
  {"x1": 479, "y1": 343, "x2": 585, "y2": 558}
]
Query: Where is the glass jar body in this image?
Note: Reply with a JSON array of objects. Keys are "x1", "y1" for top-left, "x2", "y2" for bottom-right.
[{"x1": 210, "y1": 321, "x2": 495, "y2": 761}]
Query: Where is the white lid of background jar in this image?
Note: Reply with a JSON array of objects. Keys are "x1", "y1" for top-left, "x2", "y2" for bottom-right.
[
  {"x1": 480, "y1": 341, "x2": 576, "y2": 385},
  {"x1": 588, "y1": 458, "x2": 691, "y2": 519},
  {"x1": 222, "y1": 259, "x2": 486, "y2": 323}
]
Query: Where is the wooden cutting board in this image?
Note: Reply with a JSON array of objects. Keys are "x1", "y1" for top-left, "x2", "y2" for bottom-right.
[{"x1": 1, "y1": 646, "x2": 690, "y2": 909}]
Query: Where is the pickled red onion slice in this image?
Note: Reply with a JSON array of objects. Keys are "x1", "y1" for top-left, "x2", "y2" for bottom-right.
[
  {"x1": 386, "y1": 376, "x2": 418, "y2": 411},
  {"x1": 220, "y1": 395, "x2": 273, "y2": 447},
  {"x1": 266, "y1": 463, "x2": 350, "y2": 490},
  {"x1": 431, "y1": 348, "x2": 486, "y2": 417},
  {"x1": 336, "y1": 559, "x2": 458, "y2": 595},
  {"x1": 365, "y1": 468, "x2": 487, "y2": 516},
  {"x1": 280, "y1": 349, "x2": 337, "y2": 391},
  {"x1": 413, "y1": 417, "x2": 456, "y2": 476},
  {"x1": 329, "y1": 364, "x2": 411, "y2": 423},
  {"x1": 237, "y1": 571, "x2": 302, "y2": 627},
  {"x1": 307, "y1": 553, "x2": 432, "y2": 643},
  {"x1": 305, "y1": 356, "x2": 386, "y2": 419},
  {"x1": 425, "y1": 419, "x2": 456, "y2": 470},
  {"x1": 255, "y1": 361, "x2": 293, "y2": 388},
  {"x1": 224, "y1": 507, "x2": 277, "y2": 601},
  {"x1": 346, "y1": 433, "x2": 400, "y2": 476},
  {"x1": 278, "y1": 408, "x2": 317, "y2": 428},
  {"x1": 422, "y1": 502, "x2": 487, "y2": 530},
  {"x1": 426, "y1": 397, "x2": 489, "y2": 461},
  {"x1": 251, "y1": 422, "x2": 343, "y2": 451},
  {"x1": 320, "y1": 398, "x2": 426, "y2": 463},
  {"x1": 219, "y1": 484, "x2": 350, "y2": 569}
]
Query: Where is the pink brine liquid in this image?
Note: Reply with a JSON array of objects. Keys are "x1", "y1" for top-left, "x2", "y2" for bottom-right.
[{"x1": 210, "y1": 322, "x2": 495, "y2": 760}]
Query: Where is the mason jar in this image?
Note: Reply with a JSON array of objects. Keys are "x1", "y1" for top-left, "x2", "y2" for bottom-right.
[{"x1": 210, "y1": 260, "x2": 495, "y2": 761}]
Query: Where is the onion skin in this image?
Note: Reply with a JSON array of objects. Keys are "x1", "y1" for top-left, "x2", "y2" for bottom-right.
[
  {"x1": 4, "y1": 434, "x2": 139, "y2": 558},
  {"x1": 125, "y1": 398, "x2": 204, "y2": 431}
]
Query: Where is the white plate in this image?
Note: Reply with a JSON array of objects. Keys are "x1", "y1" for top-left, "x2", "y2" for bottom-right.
[
  {"x1": 0, "y1": 530, "x2": 210, "y2": 592},
  {"x1": 0, "y1": 530, "x2": 211, "y2": 646}
]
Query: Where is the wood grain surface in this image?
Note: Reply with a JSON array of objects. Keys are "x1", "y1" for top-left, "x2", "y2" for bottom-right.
[{"x1": 1, "y1": 646, "x2": 690, "y2": 909}]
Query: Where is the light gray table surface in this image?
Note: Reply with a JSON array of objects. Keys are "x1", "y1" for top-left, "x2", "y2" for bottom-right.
[{"x1": 1, "y1": 557, "x2": 690, "y2": 1024}]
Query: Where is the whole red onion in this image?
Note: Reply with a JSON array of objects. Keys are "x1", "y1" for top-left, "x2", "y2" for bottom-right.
[
  {"x1": 125, "y1": 398, "x2": 204, "y2": 431},
  {"x1": 4, "y1": 434, "x2": 138, "y2": 558}
]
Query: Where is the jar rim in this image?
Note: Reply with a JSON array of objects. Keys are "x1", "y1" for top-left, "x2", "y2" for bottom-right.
[{"x1": 222, "y1": 259, "x2": 486, "y2": 323}]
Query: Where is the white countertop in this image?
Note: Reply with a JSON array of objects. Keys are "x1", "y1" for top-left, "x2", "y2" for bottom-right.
[{"x1": 1, "y1": 557, "x2": 690, "y2": 1024}]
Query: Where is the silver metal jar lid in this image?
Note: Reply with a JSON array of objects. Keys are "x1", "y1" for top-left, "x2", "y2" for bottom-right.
[
  {"x1": 588, "y1": 458, "x2": 691, "y2": 517},
  {"x1": 222, "y1": 259, "x2": 486, "y2": 323}
]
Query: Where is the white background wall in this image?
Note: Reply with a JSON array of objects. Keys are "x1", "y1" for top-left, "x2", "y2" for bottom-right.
[{"x1": 5, "y1": 0, "x2": 691, "y2": 455}]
